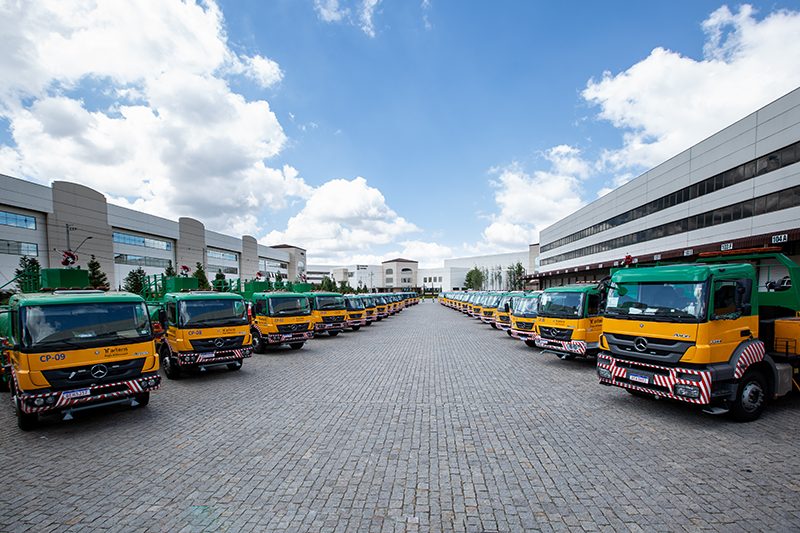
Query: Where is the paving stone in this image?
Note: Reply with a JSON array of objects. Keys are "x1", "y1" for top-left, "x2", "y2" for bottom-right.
[{"x1": 3, "y1": 303, "x2": 800, "y2": 532}]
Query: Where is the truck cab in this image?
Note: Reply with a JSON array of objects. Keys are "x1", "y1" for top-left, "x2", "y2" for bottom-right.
[
  {"x1": 374, "y1": 296, "x2": 389, "y2": 319},
  {"x1": 597, "y1": 249, "x2": 800, "y2": 421},
  {"x1": 250, "y1": 292, "x2": 313, "y2": 352},
  {"x1": 360, "y1": 296, "x2": 378, "y2": 325},
  {"x1": 510, "y1": 291, "x2": 542, "y2": 346},
  {"x1": 157, "y1": 291, "x2": 252, "y2": 379},
  {"x1": 478, "y1": 293, "x2": 502, "y2": 326},
  {"x1": 345, "y1": 295, "x2": 367, "y2": 331},
  {"x1": 496, "y1": 292, "x2": 524, "y2": 332},
  {"x1": 1, "y1": 279, "x2": 160, "y2": 430},
  {"x1": 535, "y1": 285, "x2": 605, "y2": 359},
  {"x1": 306, "y1": 292, "x2": 347, "y2": 336}
]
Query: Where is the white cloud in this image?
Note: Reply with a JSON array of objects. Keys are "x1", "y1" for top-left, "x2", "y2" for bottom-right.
[
  {"x1": 583, "y1": 4, "x2": 800, "y2": 171},
  {"x1": 0, "y1": 0, "x2": 305, "y2": 236},
  {"x1": 262, "y1": 177, "x2": 419, "y2": 263},
  {"x1": 313, "y1": 0, "x2": 384, "y2": 37},
  {"x1": 314, "y1": 0, "x2": 347, "y2": 22},
  {"x1": 396, "y1": 240, "x2": 452, "y2": 269}
]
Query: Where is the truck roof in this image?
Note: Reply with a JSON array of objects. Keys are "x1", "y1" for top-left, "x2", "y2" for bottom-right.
[
  {"x1": 251, "y1": 292, "x2": 308, "y2": 300},
  {"x1": 162, "y1": 291, "x2": 245, "y2": 302},
  {"x1": 301, "y1": 292, "x2": 343, "y2": 297},
  {"x1": 10, "y1": 290, "x2": 145, "y2": 307},
  {"x1": 611, "y1": 263, "x2": 754, "y2": 283},
  {"x1": 543, "y1": 284, "x2": 600, "y2": 294}
]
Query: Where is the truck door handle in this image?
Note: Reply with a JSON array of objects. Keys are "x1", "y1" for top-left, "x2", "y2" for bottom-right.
[{"x1": 740, "y1": 329, "x2": 751, "y2": 337}]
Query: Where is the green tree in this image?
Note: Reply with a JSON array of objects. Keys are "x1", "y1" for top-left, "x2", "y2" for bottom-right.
[
  {"x1": 338, "y1": 280, "x2": 352, "y2": 294},
  {"x1": 464, "y1": 267, "x2": 485, "y2": 290},
  {"x1": 505, "y1": 261, "x2": 526, "y2": 291},
  {"x1": 14, "y1": 256, "x2": 40, "y2": 292},
  {"x1": 123, "y1": 267, "x2": 147, "y2": 295},
  {"x1": 87, "y1": 254, "x2": 109, "y2": 289},
  {"x1": 193, "y1": 262, "x2": 211, "y2": 290},
  {"x1": 164, "y1": 260, "x2": 176, "y2": 277},
  {"x1": 320, "y1": 276, "x2": 336, "y2": 292}
]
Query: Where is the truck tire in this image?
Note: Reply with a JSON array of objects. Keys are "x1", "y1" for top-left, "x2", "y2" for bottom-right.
[
  {"x1": 0, "y1": 375, "x2": 9, "y2": 393},
  {"x1": 329, "y1": 331, "x2": 340, "y2": 337},
  {"x1": 251, "y1": 329, "x2": 265, "y2": 354},
  {"x1": 227, "y1": 361, "x2": 242, "y2": 371},
  {"x1": 524, "y1": 340, "x2": 537, "y2": 348},
  {"x1": 134, "y1": 392, "x2": 150, "y2": 407},
  {"x1": 162, "y1": 351, "x2": 181, "y2": 380},
  {"x1": 351, "y1": 325, "x2": 361, "y2": 331},
  {"x1": 289, "y1": 342, "x2": 304, "y2": 350},
  {"x1": 506, "y1": 330, "x2": 512, "y2": 337},
  {"x1": 15, "y1": 398, "x2": 37, "y2": 431},
  {"x1": 730, "y1": 369, "x2": 767, "y2": 422},
  {"x1": 490, "y1": 323, "x2": 497, "y2": 329}
]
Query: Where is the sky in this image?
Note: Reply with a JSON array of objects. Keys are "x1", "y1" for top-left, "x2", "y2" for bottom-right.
[{"x1": 2, "y1": 1, "x2": 800, "y2": 268}]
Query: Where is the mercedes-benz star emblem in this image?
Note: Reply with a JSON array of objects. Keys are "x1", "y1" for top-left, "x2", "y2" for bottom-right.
[
  {"x1": 214, "y1": 338, "x2": 225, "y2": 348},
  {"x1": 633, "y1": 337, "x2": 648, "y2": 352},
  {"x1": 90, "y1": 364, "x2": 108, "y2": 379}
]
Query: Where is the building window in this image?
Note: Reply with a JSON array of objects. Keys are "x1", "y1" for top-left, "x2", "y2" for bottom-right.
[
  {"x1": 114, "y1": 254, "x2": 172, "y2": 268},
  {"x1": 0, "y1": 239, "x2": 38, "y2": 256},
  {"x1": 113, "y1": 231, "x2": 172, "y2": 251},
  {"x1": 540, "y1": 184, "x2": 800, "y2": 266},
  {"x1": 208, "y1": 264, "x2": 239, "y2": 275},
  {"x1": 208, "y1": 249, "x2": 238, "y2": 261},
  {"x1": 0, "y1": 210, "x2": 36, "y2": 230},
  {"x1": 385, "y1": 277, "x2": 394, "y2": 284},
  {"x1": 541, "y1": 139, "x2": 800, "y2": 253},
  {"x1": 385, "y1": 268, "x2": 393, "y2": 275}
]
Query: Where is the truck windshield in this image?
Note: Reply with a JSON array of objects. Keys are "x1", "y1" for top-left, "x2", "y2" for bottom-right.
[
  {"x1": 21, "y1": 302, "x2": 151, "y2": 351},
  {"x1": 538, "y1": 292, "x2": 584, "y2": 318},
  {"x1": 179, "y1": 299, "x2": 247, "y2": 327},
  {"x1": 485, "y1": 295, "x2": 501, "y2": 308},
  {"x1": 513, "y1": 297, "x2": 540, "y2": 317},
  {"x1": 605, "y1": 282, "x2": 707, "y2": 322},
  {"x1": 268, "y1": 297, "x2": 310, "y2": 316},
  {"x1": 315, "y1": 296, "x2": 345, "y2": 310},
  {"x1": 345, "y1": 298, "x2": 365, "y2": 311}
]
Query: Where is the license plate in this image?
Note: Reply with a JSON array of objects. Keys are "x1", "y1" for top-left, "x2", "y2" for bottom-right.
[
  {"x1": 628, "y1": 372, "x2": 650, "y2": 384},
  {"x1": 198, "y1": 352, "x2": 215, "y2": 359},
  {"x1": 282, "y1": 334, "x2": 293, "y2": 340},
  {"x1": 62, "y1": 388, "x2": 91, "y2": 399}
]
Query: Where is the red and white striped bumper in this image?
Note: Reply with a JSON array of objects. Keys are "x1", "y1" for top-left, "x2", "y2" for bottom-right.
[
  {"x1": 16, "y1": 373, "x2": 161, "y2": 414},
  {"x1": 177, "y1": 347, "x2": 253, "y2": 366},
  {"x1": 347, "y1": 319, "x2": 367, "y2": 327},
  {"x1": 315, "y1": 322, "x2": 344, "y2": 331},
  {"x1": 267, "y1": 331, "x2": 313, "y2": 344},
  {"x1": 535, "y1": 337, "x2": 590, "y2": 355},
  {"x1": 597, "y1": 353, "x2": 712, "y2": 405},
  {"x1": 510, "y1": 328, "x2": 536, "y2": 341}
]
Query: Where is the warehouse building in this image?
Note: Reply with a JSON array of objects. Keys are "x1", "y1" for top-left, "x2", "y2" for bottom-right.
[
  {"x1": 0, "y1": 176, "x2": 305, "y2": 289},
  {"x1": 536, "y1": 86, "x2": 800, "y2": 288}
]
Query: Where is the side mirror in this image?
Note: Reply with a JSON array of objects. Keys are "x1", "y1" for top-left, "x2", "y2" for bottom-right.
[
  {"x1": 158, "y1": 308, "x2": 167, "y2": 326},
  {"x1": 504, "y1": 303, "x2": 510, "y2": 313}
]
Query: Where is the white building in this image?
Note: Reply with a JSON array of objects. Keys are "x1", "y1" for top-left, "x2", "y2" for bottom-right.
[
  {"x1": 0, "y1": 177, "x2": 302, "y2": 289},
  {"x1": 536, "y1": 86, "x2": 800, "y2": 288},
  {"x1": 444, "y1": 251, "x2": 529, "y2": 290},
  {"x1": 419, "y1": 267, "x2": 469, "y2": 291}
]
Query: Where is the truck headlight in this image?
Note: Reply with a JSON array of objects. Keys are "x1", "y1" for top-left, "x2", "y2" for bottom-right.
[
  {"x1": 34, "y1": 397, "x2": 45, "y2": 407},
  {"x1": 674, "y1": 384, "x2": 700, "y2": 398},
  {"x1": 597, "y1": 368, "x2": 612, "y2": 380},
  {"x1": 46, "y1": 396, "x2": 56, "y2": 405}
]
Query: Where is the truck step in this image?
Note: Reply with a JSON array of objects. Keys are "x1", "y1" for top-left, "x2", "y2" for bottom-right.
[{"x1": 702, "y1": 406, "x2": 729, "y2": 415}]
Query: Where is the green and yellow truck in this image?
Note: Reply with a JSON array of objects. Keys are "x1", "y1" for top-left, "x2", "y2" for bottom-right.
[
  {"x1": 0, "y1": 269, "x2": 159, "y2": 430},
  {"x1": 509, "y1": 291, "x2": 542, "y2": 346},
  {"x1": 145, "y1": 276, "x2": 252, "y2": 379},
  {"x1": 598, "y1": 248, "x2": 800, "y2": 421},
  {"x1": 534, "y1": 284, "x2": 605, "y2": 359},
  {"x1": 250, "y1": 292, "x2": 313, "y2": 352},
  {"x1": 305, "y1": 292, "x2": 347, "y2": 336}
]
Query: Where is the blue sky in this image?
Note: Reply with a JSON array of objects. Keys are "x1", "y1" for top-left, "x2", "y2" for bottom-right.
[{"x1": 2, "y1": 1, "x2": 800, "y2": 267}]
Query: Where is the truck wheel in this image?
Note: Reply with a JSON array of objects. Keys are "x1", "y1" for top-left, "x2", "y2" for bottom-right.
[
  {"x1": 524, "y1": 340, "x2": 537, "y2": 348},
  {"x1": 289, "y1": 342, "x2": 304, "y2": 350},
  {"x1": 0, "y1": 376, "x2": 9, "y2": 393},
  {"x1": 730, "y1": 369, "x2": 767, "y2": 422},
  {"x1": 227, "y1": 361, "x2": 242, "y2": 371},
  {"x1": 490, "y1": 323, "x2": 497, "y2": 329},
  {"x1": 329, "y1": 331, "x2": 340, "y2": 337},
  {"x1": 252, "y1": 330, "x2": 265, "y2": 354},
  {"x1": 134, "y1": 392, "x2": 150, "y2": 407},
  {"x1": 506, "y1": 330, "x2": 513, "y2": 337},
  {"x1": 351, "y1": 325, "x2": 361, "y2": 331},
  {"x1": 15, "y1": 399, "x2": 37, "y2": 431},
  {"x1": 162, "y1": 352, "x2": 181, "y2": 380}
]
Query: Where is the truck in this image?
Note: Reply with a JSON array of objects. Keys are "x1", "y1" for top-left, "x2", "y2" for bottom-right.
[
  {"x1": 534, "y1": 284, "x2": 605, "y2": 359},
  {"x1": 344, "y1": 295, "x2": 367, "y2": 331},
  {"x1": 597, "y1": 248, "x2": 800, "y2": 421},
  {"x1": 145, "y1": 275, "x2": 252, "y2": 379},
  {"x1": 509, "y1": 291, "x2": 542, "y2": 346},
  {"x1": 250, "y1": 292, "x2": 314, "y2": 352},
  {"x1": 359, "y1": 295, "x2": 378, "y2": 325},
  {"x1": 305, "y1": 292, "x2": 347, "y2": 336},
  {"x1": 0, "y1": 268, "x2": 160, "y2": 430}
]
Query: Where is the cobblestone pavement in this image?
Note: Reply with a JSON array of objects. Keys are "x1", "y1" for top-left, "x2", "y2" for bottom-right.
[{"x1": 3, "y1": 302, "x2": 800, "y2": 532}]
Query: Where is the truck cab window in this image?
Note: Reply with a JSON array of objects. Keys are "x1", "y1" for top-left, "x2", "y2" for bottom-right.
[
  {"x1": 587, "y1": 294, "x2": 601, "y2": 316},
  {"x1": 167, "y1": 303, "x2": 177, "y2": 325}
]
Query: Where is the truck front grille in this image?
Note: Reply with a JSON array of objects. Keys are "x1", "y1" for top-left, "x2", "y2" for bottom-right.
[
  {"x1": 277, "y1": 323, "x2": 309, "y2": 333},
  {"x1": 190, "y1": 335, "x2": 245, "y2": 351},
  {"x1": 539, "y1": 326, "x2": 572, "y2": 341},
  {"x1": 42, "y1": 358, "x2": 146, "y2": 391}
]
